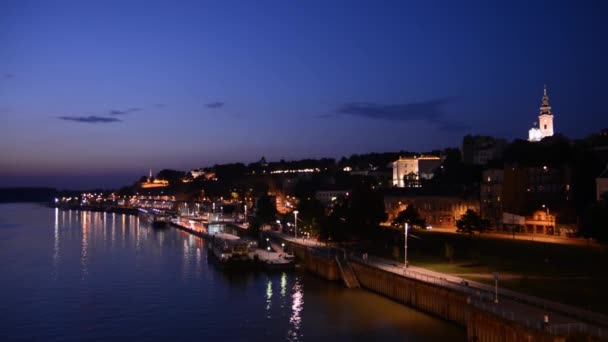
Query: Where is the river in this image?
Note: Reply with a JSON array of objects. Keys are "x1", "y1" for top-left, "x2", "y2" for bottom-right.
[{"x1": 0, "y1": 203, "x2": 464, "y2": 341}]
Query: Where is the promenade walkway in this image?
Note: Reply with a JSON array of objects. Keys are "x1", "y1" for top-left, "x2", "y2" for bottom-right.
[
  {"x1": 269, "y1": 231, "x2": 608, "y2": 338},
  {"x1": 429, "y1": 227, "x2": 603, "y2": 248}
]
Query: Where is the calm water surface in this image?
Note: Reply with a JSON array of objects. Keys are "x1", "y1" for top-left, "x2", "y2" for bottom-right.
[{"x1": 0, "y1": 203, "x2": 464, "y2": 341}]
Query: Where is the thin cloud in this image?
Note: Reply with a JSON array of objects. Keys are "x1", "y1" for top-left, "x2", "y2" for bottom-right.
[
  {"x1": 324, "y1": 98, "x2": 465, "y2": 130},
  {"x1": 108, "y1": 108, "x2": 140, "y2": 115},
  {"x1": 3, "y1": 73, "x2": 14, "y2": 79},
  {"x1": 58, "y1": 115, "x2": 121, "y2": 123},
  {"x1": 436, "y1": 119, "x2": 469, "y2": 131},
  {"x1": 206, "y1": 102, "x2": 225, "y2": 109},
  {"x1": 336, "y1": 99, "x2": 451, "y2": 121}
]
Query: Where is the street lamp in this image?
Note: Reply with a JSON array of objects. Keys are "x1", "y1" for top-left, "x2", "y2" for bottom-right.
[
  {"x1": 293, "y1": 210, "x2": 299, "y2": 239},
  {"x1": 404, "y1": 222, "x2": 409, "y2": 269},
  {"x1": 493, "y1": 272, "x2": 499, "y2": 303}
]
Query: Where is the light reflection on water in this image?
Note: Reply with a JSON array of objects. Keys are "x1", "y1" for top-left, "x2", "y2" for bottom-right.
[
  {"x1": 0, "y1": 204, "x2": 465, "y2": 341},
  {"x1": 81, "y1": 211, "x2": 88, "y2": 279},
  {"x1": 53, "y1": 208, "x2": 60, "y2": 278},
  {"x1": 266, "y1": 278, "x2": 273, "y2": 317},
  {"x1": 288, "y1": 277, "x2": 304, "y2": 341},
  {"x1": 281, "y1": 272, "x2": 287, "y2": 297}
]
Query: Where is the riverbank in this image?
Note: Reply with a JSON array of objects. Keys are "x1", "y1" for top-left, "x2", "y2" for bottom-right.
[
  {"x1": 271, "y1": 232, "x2": 608, "y2": 342},
  {"x1": 52, "y1": 203, "x2": 140, "y2": 215},
  {"x1": 49, "y1": 206, "x2": 607, "y2": 340},
  {"x1": 1, "y1": 203, "x2": 466, "y2": 341}
]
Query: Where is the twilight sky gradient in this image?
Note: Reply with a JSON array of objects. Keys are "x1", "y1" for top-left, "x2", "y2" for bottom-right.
[{"x1": 1, "y1": 0, "x2": 607, "y2": 189}]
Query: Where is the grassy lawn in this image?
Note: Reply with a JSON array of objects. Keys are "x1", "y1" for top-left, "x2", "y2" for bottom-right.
[
  {"x1": 360, "y1": 229, "x2": 608, "y2": 314},
  {"x1": 465, "y1": 276, "x2": 608, "y2": 315}
]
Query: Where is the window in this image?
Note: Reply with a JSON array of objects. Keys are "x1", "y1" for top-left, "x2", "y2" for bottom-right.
[{"x1": 544, "y1": 124, "x2": 547, "y2": 129}]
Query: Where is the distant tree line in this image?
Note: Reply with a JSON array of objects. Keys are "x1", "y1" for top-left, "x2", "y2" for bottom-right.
[{"x1": 0, "y1": 187, "x2": 57, "y2": 203}]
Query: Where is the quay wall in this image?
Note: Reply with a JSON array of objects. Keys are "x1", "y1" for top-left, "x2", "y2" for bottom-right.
[
  {"x1": 285, "y1": 241, "x2": 340, "y2": 281},
  {"x1": 351, "y1": 261, "x2": 468, "y2": 325},
  {"x1": 351, "y1": 261, "x2": 571, "y2": 342},
  {"x1": 467, "y1": 308, "x2": 566, "y2": 342},
  {"x1": 279, "y1": 238, "x2": 572, "y2": 342}
]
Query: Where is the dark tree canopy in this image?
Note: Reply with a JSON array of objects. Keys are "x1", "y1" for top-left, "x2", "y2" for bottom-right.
[
  {"x1": 393, "y1": 204, "x2": 426, "y2": 229},
  {"x1": 296, "y1": 197, "x2": 326, "y2": 236},
  {"x1": 580, "y1": 193, "x2": 608, "y2": 243},
  {"x1": 345, "y1": 186, "x2": 387, "y2": 238},
  {"x1": 156, "y1": 169, "x2": 187, "y2": 183},
  {"x1": 456, "y1": 209, "x2": 490, "y2": 235},
  {"x1": 254, "y1": 194, "x2": 277, "y2": 224}
]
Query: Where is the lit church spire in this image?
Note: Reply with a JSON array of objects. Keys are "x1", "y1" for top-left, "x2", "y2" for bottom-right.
[
  {"x1": 528, "y1": 85, "x2": 555, "y2": 142},
  {"x1": 540, "y1": 84, "x2": 552, "y2": 116}
]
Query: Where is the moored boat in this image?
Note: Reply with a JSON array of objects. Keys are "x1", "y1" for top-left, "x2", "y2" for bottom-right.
[
  {"x1": 208, "y1": 233, "x2": 254, "y2": 267},
  {"x1": 139, "y1": 208, "x2": 171, "y2": 228}
]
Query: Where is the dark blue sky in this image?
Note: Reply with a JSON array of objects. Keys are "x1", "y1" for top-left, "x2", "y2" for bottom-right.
[{"x1": 1, "y1": 0, "x2": 607, "y2": 189}]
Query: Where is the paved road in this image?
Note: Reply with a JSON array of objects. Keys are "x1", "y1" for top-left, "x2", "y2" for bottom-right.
[
  {"x1": 269, "y1": 231, "x2": 608, "y2": 338},
  {"x1": 429, "y1": 227, "x2": 604, "y2": 248}
]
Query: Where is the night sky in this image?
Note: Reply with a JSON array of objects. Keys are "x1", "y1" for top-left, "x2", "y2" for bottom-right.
[{"x1": 1, "y1": 0, "x2": 607, "y2": 189}]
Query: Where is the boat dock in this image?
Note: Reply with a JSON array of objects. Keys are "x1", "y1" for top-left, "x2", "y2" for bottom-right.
[{"x1": 170, "y1": 219, "x2": 294, "y2": 271}]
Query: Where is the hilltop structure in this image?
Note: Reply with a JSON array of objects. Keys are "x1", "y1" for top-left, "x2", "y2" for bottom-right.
[
  {"x1": 141, "y1": 169, "x2": 169, "y2": 189},
  {"x1": 528, "y1": 85, "x2": 555, "y2": 142},
  {"x1": 392, "y1": 156, "x2": 441, "y2": 188}
]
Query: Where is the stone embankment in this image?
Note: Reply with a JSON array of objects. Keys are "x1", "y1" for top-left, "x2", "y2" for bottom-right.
[{"x1": 277, "y1": 235, "x2": 607, "y2": 342}]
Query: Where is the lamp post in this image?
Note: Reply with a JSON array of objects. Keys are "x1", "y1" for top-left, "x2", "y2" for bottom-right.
[
  {"x1": 493, "y1": 272, "x2": 499, "y2": 303},
  {"x1": 266, "y1": 238, "x2": 271, "y2": 258},
  {"x1": 404, "y1": 222, "x2": 409, "y2": 269},
  {"x1": 293, "y1": 210, "x2": 299, "y2": 239}
]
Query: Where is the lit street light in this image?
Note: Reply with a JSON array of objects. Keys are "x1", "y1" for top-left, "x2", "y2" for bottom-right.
[
  {"x1": 493, "y1": 272, "x2": 499, "y2": 303},
  {"x1": 293, "y1": 210, "x2": 299, "y2": 239},
  {"x1": 404, "y1": 222, "x2": 409, "y2": 270}
]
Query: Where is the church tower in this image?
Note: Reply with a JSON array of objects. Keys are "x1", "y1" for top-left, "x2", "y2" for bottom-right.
[
  {"x1": 538, "y1": 85, "x2": 554, "y2": 138},
  {"x1": 528, "y1": 85, "x2": 555, "y2": 142}
]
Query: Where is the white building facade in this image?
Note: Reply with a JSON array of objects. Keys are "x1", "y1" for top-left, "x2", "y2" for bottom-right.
[
  {"x1": 528, "y1": 85, "x2": 555, "y2": 142},
  {"x1": 392, "y1": 156, "x2": 442, "y2": 188}
]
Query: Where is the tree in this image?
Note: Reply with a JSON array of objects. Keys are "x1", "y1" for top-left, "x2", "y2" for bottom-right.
[
  {"x1": 456, "y1": 209, "x2": 490, "y2": 235},
  {"x1": 157, "y1": 169, "x2": 186, "y2": 183},
  {"x1": 347, "y1": 186, "x2": 387, "y2": 238},
  {"x1": 254, "y1": 194, "x2": 277, "y2": 224},
  {"x1": 248, "y1": 194, "x2": 277, "y2": 239},
  {"x1": 580, "y1": 192, "x2": 608, "y2": 243},
  {"x1": 296, "y1": 197, "x2": 325, "y2": 236},
  {"x1": 392, "y1": 204, "x2": 426, "y2": 229},
  {"x1": 323, "y1": 197, "x2": 349, "y2": 241}
]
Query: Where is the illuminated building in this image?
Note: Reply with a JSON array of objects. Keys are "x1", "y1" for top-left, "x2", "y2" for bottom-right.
[
  {"x1": 140, "y1": 169, "x2": 169, "y2": 189},
  {"x1": 481, "y1": 164, "x2": 573, "y2": 234},
  {"x1": 392, "y1": 156, "x2": 441, "y2": 188},
  {"x1": 528, "y1": 85, "x2": 555, "y2": 142},
  {"x1": 315, "y1": 189, "x2": 350, "y2": 207},
  {"x1": 384, "y1": 193, "x2": 479, "y2": 228},
  {"x1": 480, "y1": 168, "x2": 504, "y2": 228}
]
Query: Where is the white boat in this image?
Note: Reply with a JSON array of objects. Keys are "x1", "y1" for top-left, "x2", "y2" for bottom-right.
[
  {"x1": 210, "y1": 233, "x2": 251, "y2": 262},
  {"x1": 139, "y1": 208, "x2": 171, "y2": 228}
]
